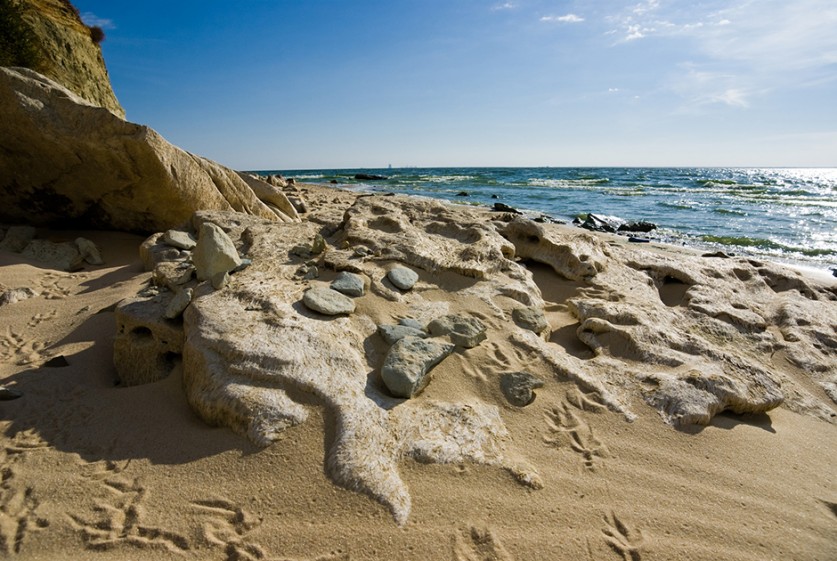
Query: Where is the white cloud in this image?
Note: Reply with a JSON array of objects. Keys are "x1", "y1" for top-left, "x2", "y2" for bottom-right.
[
  {"x1": 541, "y1": 14, "x2": 584, "y2": 24},
  {"x1": 491, "y1": 2, "x2": 516, "y2": 11},
  {"x1": 81, "y1": 12, "x2": 115, "y2": 30}
]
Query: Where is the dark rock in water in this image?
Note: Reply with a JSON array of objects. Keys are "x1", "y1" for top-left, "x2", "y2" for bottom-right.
[
  {"x1": 492, "y1": 203, "x2": 522, "y2": 214},
  {"x1": 628, "y1": 237, "x2": 650, "y2": 243},
  {"x1": 330, "y1": 179, "x2": 338, "y2": 184},
  {"x1": 500, "y1": 372, "x2": 544, "y2": 407},
  {"x1": 355, "y1": 173, "x2": 388, "y2": 181},
  {"x1": 618, "y1": 220, "x2": 657, "y2": 233},
  {"x1": 43, "y1": 355, "x2": 70, "y2": 368},
  {"x1": 491, "y1": 194, "x2": 499, "y2": 199},
  {"x1": 703, "y1": 251, "x2": 734, "y2": 258},
  {"x1": 832, "y1": 268, "x2": 837, "y2": 278},
  {"x1": 533, "y1": 214, "x2": 564, "y2": 224},
  {"x1": 579, "y1": 213, "x2": 623, "y2": 233},
  {"x1": 572, "y1": 216, "x2": 583, "y2": 225},
  {"x1": 456, "y1": 191, "x2": 469, "y2": 197}
]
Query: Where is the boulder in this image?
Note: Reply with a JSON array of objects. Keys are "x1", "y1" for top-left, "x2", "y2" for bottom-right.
[
  {"x1": 303, "y1": 287, "x2": 356, "y2": 316},
  {"x1": 192, "y1": 223, "x2": 242, "y2": 282},
  {"x1": 331, "y1": 271, "x2": 365, "y2": 297},
  {"x1": 75, "y1": 237, "x2": 104, "y2": 265},
  {"x1": 381, "y1": 336, "x2": 455, "y2": 398},
  {"x1": 0, "y1": 67, "x2": 298, "y2": 232},
  {"x1": 355, "y1": 173, "x2": 388, "y2": 181},
  {"x1": 0, "y1": 226, "x2": 36, "y2": 253},
  {"x1": 427, "y1": 315, "x2": 487, "y2": 348},
  {"x1": 21, "y1": 240, "x2": 79, "y2": 270},
  {"x1": 387, "y1": 266, "x2": 419, "y2": 290}
]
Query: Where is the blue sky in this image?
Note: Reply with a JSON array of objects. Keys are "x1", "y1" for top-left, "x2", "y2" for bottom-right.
[{"x1": 76, "y1": 0, "x2": 837, "y2": 169}]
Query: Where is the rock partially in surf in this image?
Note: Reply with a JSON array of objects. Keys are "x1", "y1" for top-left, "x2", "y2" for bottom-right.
[
  {"x1": 702, "y1": 251, "x2": 734, "y2": 258},
  {"x1": 387, "y1": 266, "x2": 419, "y2": 290},
  {"x1": 493, "y1": 202, "x2": 522, "y2": 214},
  {"x1": 456, "y1": 191, "x2": 469, "y2": 197},
  {"x1": 500, "y1": 371, "x2": 545, "y2": 407},
  {"x1": 579, "y1": 213, "x2": 623, "y2": 233},
  {"x1": 355, "y1": 173, "x2": 388, "y2": 181},
  {"x1": 381, "y1": 336, "x2": 455, "y2": 398},
  {"x1": 618, "y1": 220, "x2": 657, "y2": 233}
]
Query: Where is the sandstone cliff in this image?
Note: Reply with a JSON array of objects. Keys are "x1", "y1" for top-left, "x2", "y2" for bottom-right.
[{"x1": 6, "y1": 0, "x2": 124, "y2": 117}]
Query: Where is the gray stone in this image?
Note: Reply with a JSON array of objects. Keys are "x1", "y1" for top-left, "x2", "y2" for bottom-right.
[
  {"x1": 500, "y1": 372, "x2": 545, "y2": 407},
  {"x1": 291, "y1": 244, "x2": 312, "y2": 259},
  {"x1": 427, "y1": 315, "x2": 487, "y2": 348},
  {"x1": 211, "y1": 271, "x2": 230, "y2": 290},
  {"x1": 512, "y1": 307, "x2": 549, "y2": 335},
  {"x1": 0, "y1": 226, "x2": 37, "y2": 253},
  {"x1": 387, "y1": 266, "x2": 419, "y2": 290},
  {"x1": 163, "y1": 229, "x2": 196, "y2": 250},
  {"x1": 399, "y1": 318, "x2": 425, "y2": 330},
  {"x1": 381, "y1": 336, "x2": 455, "y2": 398},
  {"x1": 331, "y1": 271, "x2": 365, "y2": 297},
  {"x1": 303, "y1": 287, "x2": 356, "y2": 316},
  {"x1": 0, "y1": 287, "x2": 37, "y2": 306},
  {"x1": 193, "y1": 222, "x2": 242, "y2": 281},
  {"x1": 165, "y1": 288, "x2": 193, "y2": 319},
  {"x1": 378, "y1": 324, "x2": 427, "y2": 345}
]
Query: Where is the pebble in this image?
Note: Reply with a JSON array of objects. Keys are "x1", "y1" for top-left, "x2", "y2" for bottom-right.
[
  {"x1": 512, "y1": 307, "x2": 549, "y2": 335},
  {"x1": 387, "y1": 266, "x2": 419, "y2": 290},
  {"x1": 500, "y1": 372, "x2": 544, "y2": 407}
]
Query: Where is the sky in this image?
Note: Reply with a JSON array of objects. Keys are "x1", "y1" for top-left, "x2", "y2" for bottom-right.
[{"x1": 74, "y1": 0, "x2": 837, "y2": 170}]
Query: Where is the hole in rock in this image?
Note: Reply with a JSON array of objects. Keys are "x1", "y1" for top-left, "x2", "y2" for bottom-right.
[
  {"x1": 158, "y1": 351, "x2": 181, "y2": 373},
  {"x1": 130, "y1": 326, "x2": 153, "y2": 339},
  {"x1": 658, "y1": 276, "x2": 689, "y2": 307},
  {"x1": 549, "y1": 323, "x2": 594, "y2": 360}
]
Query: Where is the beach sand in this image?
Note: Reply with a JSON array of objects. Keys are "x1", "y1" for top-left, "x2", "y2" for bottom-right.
[{"x1": 1, "y1": 187, "x2": 836, "y2": 561}]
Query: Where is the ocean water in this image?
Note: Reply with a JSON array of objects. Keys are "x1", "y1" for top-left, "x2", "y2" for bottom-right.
[{"x1": 260, "y1": 167, "x2": 837, "y2": 273}]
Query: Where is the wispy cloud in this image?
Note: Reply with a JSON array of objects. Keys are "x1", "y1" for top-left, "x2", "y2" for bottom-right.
[
  {"x1": 81, "y1": 12, "x2": 116, "y2": 30},
  {"x1": 491, "y1": 2, "x2": 516, "y2": 11},
  {"x1": 540, "y1": 14, "x2": 585, "y2": 23}
]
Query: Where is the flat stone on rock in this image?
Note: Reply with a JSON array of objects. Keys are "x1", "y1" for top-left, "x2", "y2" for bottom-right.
[
  {"x1": 331, "y1": 271, "x2": 365, "y2": 297},
  {"x1": 303, "y1": 287, "x2": 356, "y2": 316},
  {"x1": 501, "y1": 371, "x2": 545, "y2": 407},
  {"x1": 163, "y1": 229, "x2": 197, "y2": 250},
  {"x1": 381, "y1": 336, "x2": 455, "y2": 398},
  {"x1": 378, "y1": 324, "x2": 427, "y2": 345},
  {"x1": 165, "y1": 288, "x2": 193, "y2": 319},
  {"x1": 387, "y1": 266, "x2": 419, "y2": 290},
  {"x1": 193, "y1": 222, "x2": 242, "y2": 281},
  {"x1": 427, "y1": 314, "x2": 487, "y2": 348},
  {"x1": 512, "y1": 307, "x2": 549, "y2": 335}
]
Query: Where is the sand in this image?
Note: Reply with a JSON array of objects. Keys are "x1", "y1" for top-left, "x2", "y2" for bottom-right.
[{"x1": 1, "y1": 192, "x2": 836, "y2": 561}]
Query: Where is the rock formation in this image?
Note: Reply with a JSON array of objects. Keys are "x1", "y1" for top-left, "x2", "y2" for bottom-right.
[
  {"x1": 0, "y1": 67, "x2": 299, "y2": 232},
  {"x1": 4, "y1": 0, "x2": 124, "y2": 117},
  {"x1": 113, "y1": 189, "x2": 837, "y2": 525}
]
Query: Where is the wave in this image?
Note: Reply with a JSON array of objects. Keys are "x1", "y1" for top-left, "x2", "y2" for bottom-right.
[
  {"x1": 713, "y1": 208, "x2": 748, "y2": 216},
  {"x1": 700, "y1": 235, "x2": 837, "y2": 257},
  {"x1": 528, "y1": 178, "x2": 610, "y2": 188}
]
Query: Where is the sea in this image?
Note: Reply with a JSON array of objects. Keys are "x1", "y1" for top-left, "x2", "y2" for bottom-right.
[{"x1": 258, "y1": 167, "x2": 837, "y2": 275}]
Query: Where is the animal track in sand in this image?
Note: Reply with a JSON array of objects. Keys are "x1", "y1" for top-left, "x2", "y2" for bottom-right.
[
  {"x1": 566, "y1": 388, "x2": 608, "y2": 413},
  {"x1": 192, "y1": 498, "x2": 350, "y2": 561},
  {"x1": 36, "y1": 272, "x2": 79, "y2": 300},
  {"x1": 68, "y1": 475, "x2": 189, "y2": 553},
  {"x1": 26, "y1": 309, "x2": 57, "y2": 328},
  {"x1": 0, "y1": 328, "x2": 51, "y2": 366},
  {"x1": 602, "y1": 512, "x2": 644, "y2": 561},
  {"x1": 453, "y1": 526, "x2": 514, "y2": 561},
  {"x1": 0, "y1": 434, "x2": 50, "y2": 555},
  {"x1": 543, "y1": 402, "x2": 609, "y2": 472}
]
